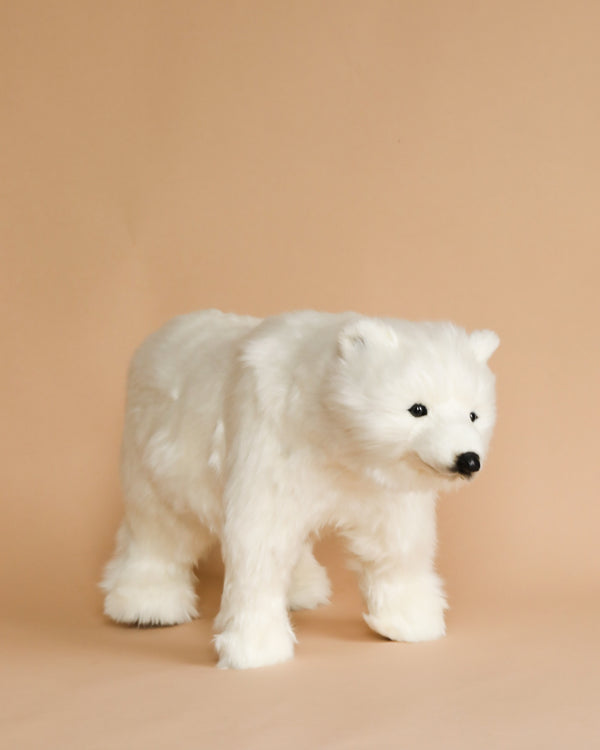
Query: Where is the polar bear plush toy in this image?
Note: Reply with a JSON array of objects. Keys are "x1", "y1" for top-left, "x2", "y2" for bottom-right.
[{"x1": 102, "y1": 310, "x2": 499, "y2": 669}]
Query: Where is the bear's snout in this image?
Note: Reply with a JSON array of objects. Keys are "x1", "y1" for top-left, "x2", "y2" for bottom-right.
[{"x1": 453, "y1": 452, "x2": 480, "y2": 477}]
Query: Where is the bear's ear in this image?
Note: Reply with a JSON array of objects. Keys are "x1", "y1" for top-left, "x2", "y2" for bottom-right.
[
  {"x1": 469, "y1": 329, "x2": 500, "y2": 363},
  {"x1": 338, "y1": 318, "x2": 398, "y2": 360}
]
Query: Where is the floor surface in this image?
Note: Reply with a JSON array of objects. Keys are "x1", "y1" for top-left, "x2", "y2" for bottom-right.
[{"x1": 2, "y1": 550, "x2": 598, "y2": 750}]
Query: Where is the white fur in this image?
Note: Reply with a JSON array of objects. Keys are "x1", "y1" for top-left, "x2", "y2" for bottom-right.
[{"x1": 101, "y1": 310, "x2": 498, "y2": 668}]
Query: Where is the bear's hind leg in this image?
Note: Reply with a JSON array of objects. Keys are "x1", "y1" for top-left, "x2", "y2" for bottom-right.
[{"x1": 101, "y1": 500, "x2": 214, "y2": 627}]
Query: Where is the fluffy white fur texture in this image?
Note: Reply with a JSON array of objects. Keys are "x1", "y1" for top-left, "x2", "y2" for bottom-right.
[{"x1": 101, "y1": 310, "x2": 499, "y2": 669}]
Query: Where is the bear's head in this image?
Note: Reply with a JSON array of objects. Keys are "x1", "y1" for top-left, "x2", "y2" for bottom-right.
[{"x1": 323, "y1": 318, "x2": 499, "y2": 492}]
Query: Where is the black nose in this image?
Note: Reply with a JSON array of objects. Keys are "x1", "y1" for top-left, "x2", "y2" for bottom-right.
[{"x1": 454, "y1": 452, "x2": 480, "y2": 476}]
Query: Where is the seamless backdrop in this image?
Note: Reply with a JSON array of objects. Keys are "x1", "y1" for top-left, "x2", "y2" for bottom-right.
[{"x1": 1, "y1": 2, "x2": 599, "y2": 748}]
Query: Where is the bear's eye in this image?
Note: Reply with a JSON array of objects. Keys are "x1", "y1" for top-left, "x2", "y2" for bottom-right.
[
  {"x1": 408, "y1": 403, "x2": 428, "y2": 418},
  {"x1": 470, "y1": 412, "x2": 478, "y2": 422}
]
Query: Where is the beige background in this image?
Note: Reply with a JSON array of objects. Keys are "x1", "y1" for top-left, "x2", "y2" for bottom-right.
[{"x1": 1, "y1": 2, "x2": 599, "y2": 748}]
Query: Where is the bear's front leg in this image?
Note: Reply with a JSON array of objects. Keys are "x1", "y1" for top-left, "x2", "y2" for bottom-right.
[
  {"x1": 361, "y1": 570, "x2": 447, "y2": 642},
  {"x1": 214, "y1": 528, "x2": 298, "y2": 669},
  {"x1": 345, "y1": 491, "x2": 448, "y2": 643},
  {"x1": 213, "y1": 467, "x2": 303, "y2": 669}
]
